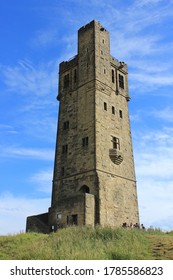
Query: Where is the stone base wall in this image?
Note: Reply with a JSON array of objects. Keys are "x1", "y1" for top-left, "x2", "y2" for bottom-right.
[{"x1": 26, "y1": 212, "x2": 49, "y2": 234}]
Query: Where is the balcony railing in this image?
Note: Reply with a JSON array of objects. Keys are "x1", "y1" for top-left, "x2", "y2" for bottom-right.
[{"x1": 109, "y1": 149, "x2": 123, "y2": 165}]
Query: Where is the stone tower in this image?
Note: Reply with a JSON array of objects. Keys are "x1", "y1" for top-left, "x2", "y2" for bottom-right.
[
  {"x1": 48, "y1": 19, "x2": 139, "y2": 229},
  {"x1": 26, "y1": 20, "x2": 139, "y2": 233}
]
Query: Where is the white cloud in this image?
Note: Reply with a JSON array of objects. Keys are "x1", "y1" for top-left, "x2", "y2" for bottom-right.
[
  {"x1": 128, "y1": 0, "x2": 173, "y2": 31},
  {"x1": 103, "y1": 1, "x2": 173, "y2": 93},
  {"x1": 0, "y1": 146, "x2": 54, "y2": 161},
  {"x1": 150, "y1": 107, "x2": 173, "y2": 122},
  {"x1": 130, "y1": 60, "x2": 172, "y2": 74},
  {"x1": 111, "y1": 33, "x2": 160, "y2": 60},
  {"x1": 130, "y1": 110, "x2": 143, "y2": 122},
  {"x1": 0, "y1": 59, "x2": 58, "y2": 145},
  {"x1": 31, "y1": 29, "x2": 59, "y2": 47},
  {"x1": 128, "y1": 59, "x2": 173, "y2": 92},
  {"x1": 137, "y1": 178, "x2": 173, "y2": 230},
  {"x1": 0, "y1": 192, "x2": 50, "y2": 235},
  {"x1": 87, "y1": 1, "x2": 171, "y2": 95},
  {"x1": 17, "y1": 114, "x2": 58, "y2": 144},
  {"x1": 133, "y1": 126, "x2": 173, "y2": 230},
  {"x1": 30, "y1": 169, "x2": 53, "y2": 194},
  {"x1": 104, "y1": 0, "x2": 173, "y2": 36},
  {"x1": 0, "y1": 124, "x2": 18, "y2": 135},
  {"x1": 131, "y1": 72, "x2": 173, "y2": 87},
  {"x1": 135, "y1": 128, "x2": 173, "y2": 176},
  {"x1": 134, "y1": 0, "x2": 165, "y2": 8},
  {"x1": 131, "y1": 107, "x2": 173, "y2": 125},
  {"x1": 1, "y1": 59, "x2": 57, "y2": 97}
]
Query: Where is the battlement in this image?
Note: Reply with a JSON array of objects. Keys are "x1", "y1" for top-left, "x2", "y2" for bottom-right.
[
  {"x1": 78, "y1": 20, "x2": 95, "y2": 33},
  {"x1": 59, "y1": 55, "x2": 78, "y2": 73},
  {"x1": 78, "y1": 19, "x2": 107, "y2": 34},
  {"x1": 111, "y1": 56, "x2": 128, "y2": 73}
]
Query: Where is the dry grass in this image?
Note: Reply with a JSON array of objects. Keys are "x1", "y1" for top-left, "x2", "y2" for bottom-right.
[
  {"x1": 147, "y1": 234, "x2": 173, "y2": 260},
  {"x1": 0, "y1": 226, "x2": 151, "y2": 260}
]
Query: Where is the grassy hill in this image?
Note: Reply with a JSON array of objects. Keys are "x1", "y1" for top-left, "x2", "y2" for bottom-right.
[{"x1": 0, "y1": 226, "x2": 173, "y2": 260}]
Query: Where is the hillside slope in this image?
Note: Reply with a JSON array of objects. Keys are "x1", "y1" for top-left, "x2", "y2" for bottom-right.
[{"x1": 0, "y1": 227, "x2": 173, "y2": 260}]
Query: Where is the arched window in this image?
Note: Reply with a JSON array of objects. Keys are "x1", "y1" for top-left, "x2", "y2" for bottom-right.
[{"x1": 79, "y1": 185, "x2": 90, "y2": 194}]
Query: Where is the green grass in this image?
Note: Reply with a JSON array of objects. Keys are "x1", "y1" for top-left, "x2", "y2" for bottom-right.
[{"x1": 0, "y1": 226, "x2": 153, "y2": 260}]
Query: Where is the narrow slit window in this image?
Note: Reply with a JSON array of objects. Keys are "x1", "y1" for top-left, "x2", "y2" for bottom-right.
[
  {"x1": 104, "y1": 102, "x2": 107, "y2": 111},
  {"x1": 119, "y1": 110, "x2": 123, "y2": 118},
  {"x1": 112, "y1": 69, "x2": 115, "y2": 83},
  {"x1": 82, "y1": 137, "x2": 89, "y2": 147},
  {"x1": 74, "y1": 69, "x2": 77, "y2": 83},
  {"x1": 112, "y1": 106, "x2": 115, "y2": 114}
]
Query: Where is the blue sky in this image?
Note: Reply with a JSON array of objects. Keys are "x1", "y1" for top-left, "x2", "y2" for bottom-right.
[{"x1": 1, "y1": 0, "x2": 173, "y2": 235}]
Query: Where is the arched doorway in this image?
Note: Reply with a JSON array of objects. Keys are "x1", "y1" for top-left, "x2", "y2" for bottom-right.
[{"x1": 79, "y1": 185, "x2": 90, "y2": 194}]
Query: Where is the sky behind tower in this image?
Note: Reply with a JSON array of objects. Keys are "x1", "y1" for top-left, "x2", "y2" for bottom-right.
[{"x1": 1, "y1": 0, "x2": 173, "y2": 235}]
